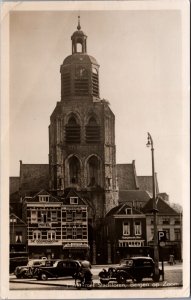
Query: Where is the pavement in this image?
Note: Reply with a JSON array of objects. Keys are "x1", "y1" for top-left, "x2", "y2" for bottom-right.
[{"x1": 9, "y1": 262, "x2": 183, "y2": 290}]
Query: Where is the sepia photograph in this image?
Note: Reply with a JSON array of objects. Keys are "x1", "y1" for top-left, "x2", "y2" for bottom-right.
[{"x1": 0, "y1": 1, "x2": 190, "y2": 299}]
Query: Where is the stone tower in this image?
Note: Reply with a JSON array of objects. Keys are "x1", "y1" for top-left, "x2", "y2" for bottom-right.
[{"x1": 49, "y1": 18, "x2": 118, "y2": 227}]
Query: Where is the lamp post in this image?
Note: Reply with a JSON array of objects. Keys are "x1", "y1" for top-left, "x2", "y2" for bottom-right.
[{"x1": 146, "y1": 132, "x2": 160, "y2": 281}]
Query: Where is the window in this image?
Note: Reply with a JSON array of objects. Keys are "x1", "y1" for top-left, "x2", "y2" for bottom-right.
[
  {"x1": 86, "y1": 117, "x2": 100, "y2": 143},
  {"x1": 31, "y1": 211, "x2": 37, "y2": 223},
  {"x1": 123, "y1": 221, "x2": 130, "y2": 235},
  {"x1": 70, "y1": 197, "x2": 78, "y2": 205},
  {"x1": 69, "y1": 156, "x2": 80, "y2": 184},
  {"x1": 65, "y1": 117, "x2": 80, "y2": 144},
  {"x1": 162, "y1": 217, "x2": 170, "y2": 225},
  {"x1": 66, "y1": 211, "x2": 73, "y2": 222},
  {"x1": 163, "y1": 228, "x2": 170, "y2": 240},
  {"x1": 174, "y1": 218, "x2": 180, "y2": 225},
  {"x1": 92, "y1": 68, "x2": 99, "y2": 97},
  {"x1": 134, "y1": 221, "x2": 141, "y2": 235},
  {"x1": 41, "y1": 211, "x2": 47, "y2": 223},
  {"x1": 51, "y1": 211, "x2": 57, "y2": 222},
  {"x1": 125, "y1": 208, "x2": 132, "y2": 215},
  {"x1": 39, "y1": 196, "x2": 49, "y2": 202},
  {"x1": 174, "y1": 229, "x2": 181, "y2": 240},
  {"x1": 47, "y1": 230, "x2": 56, "y2": 240},
  {"x1": 87, "y1": 155, "x2": 100, "y2": 186},
  {"x1": 33, "y1": 230, "x2": 41, "y2": 240},
  {"x1": 15, "y1": 232, "x2": 22, "y2": 243}
]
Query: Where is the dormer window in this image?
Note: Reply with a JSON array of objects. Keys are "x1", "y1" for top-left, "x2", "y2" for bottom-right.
[
  {"x1": 70, "y1": 197, "x2": 78, "y2": 205},
  {"x1": 39, "y1": 195, "x2": 49, "y2": 202},
  {"x1": 125, "y1": 208, "x2": 132, "y2": 215}
]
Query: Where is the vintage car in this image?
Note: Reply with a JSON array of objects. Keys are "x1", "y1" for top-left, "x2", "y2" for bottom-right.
[
  {"x1": 14, "y1": 258, "x2": 49, "y2": 278},
  {"x1": 99, "y1": 256, "x2": 162, "y2": 284},
  {"x1": 34, "y1": 259, "x2": 81, "y2": 280}
]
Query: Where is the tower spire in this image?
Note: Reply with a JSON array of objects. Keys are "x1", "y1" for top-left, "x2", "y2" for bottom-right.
[{"x1": 77, "y1": 16, "x2": 81, "y2": 30}]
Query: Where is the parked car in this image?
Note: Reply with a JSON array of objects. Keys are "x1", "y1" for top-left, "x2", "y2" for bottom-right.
[
  {"x1": 34, "y1": 259, "x2": 81, "y2": 280},
  {"x1": 14, "y1": 258, "x2": 48, "y2": 278},
  {"x1": 10, "y1": 257, "x2": 28, "y2": 274},
  {"x1": 99, "y1": 256, "x2": 162, "y2": 284}
]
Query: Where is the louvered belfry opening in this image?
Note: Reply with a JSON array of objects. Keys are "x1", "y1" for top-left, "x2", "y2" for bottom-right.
[
  {"x1": 62, "y1": 72, "x2": 71, "y2": 96},
  {"x1": 86, "y1": 117, "x2": 100, "y2": 143},
  {"x1": 74, "y1": 78, "x2": 89, "y2": 96},
  {"x1": 65, "y1": 116, "x2": 80, "y2": 143},
  {"x1": 92, "y1": 68, "x2": 99, "y2": 97}
]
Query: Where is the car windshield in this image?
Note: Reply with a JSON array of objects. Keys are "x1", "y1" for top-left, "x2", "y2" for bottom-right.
[{"x1": 120, "y1": 259, "x2": 133, "y2": 266}]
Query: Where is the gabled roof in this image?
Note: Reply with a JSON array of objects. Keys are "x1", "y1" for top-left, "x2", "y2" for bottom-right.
[
  {"x1": 119, "y1": 190, "x2": 151, "y2": 204},
  {"x1": 117, "y1": 161, "x2": 138, "y2": 190},
  {"x1": 61, "y1": 189, "x2": 88, "y2": 206},
  {"x1": 142, "y1": 197, "x2": 178, "y2": 215},
  {"x1": 106, "y1": 203, "x2": 144, "y2": 217},
  {"x1": 19, "y1": 162, "x2": 49, "y2": 195},
  {"x1": 137, "y1": 175, "x2": 159, "y2": 195},
  {"x1": 10, "y1": 177, "x2": 20, "y2": 194},
  {"x1": 10, "y1": 213, "x2": 26, "y2": 225},
  {"x1": 24, "y1": 189, "x2": 60, "y2": 203}
]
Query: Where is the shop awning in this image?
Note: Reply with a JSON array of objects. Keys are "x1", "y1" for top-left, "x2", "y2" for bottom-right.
[{"x1": 63, "y1": 243, "x2": 90, "y2": 250}]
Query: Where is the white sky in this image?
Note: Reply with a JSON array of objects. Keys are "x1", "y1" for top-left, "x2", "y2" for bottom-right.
[{"x1": 8, "y1": 3, "x2": 189, "y2": 207}]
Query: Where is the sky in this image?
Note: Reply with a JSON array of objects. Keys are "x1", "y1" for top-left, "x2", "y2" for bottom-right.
[{"x1": 8, "y1": 3, "x2": 189, "y2": 207}]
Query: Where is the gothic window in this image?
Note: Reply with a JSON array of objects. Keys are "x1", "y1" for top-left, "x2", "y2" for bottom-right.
[
  {"x1": 65, "y1": 116, "x2": 80, "y2": 143},
  {"x1": 86, "y1": 117, "x2": 100, "y2": 143},
  {"x1": 87, "y1": 155, "x2": 100, "y2": 187},
  {"x1": 69, "y1": 156, "x2": 80, "y2": 184}
]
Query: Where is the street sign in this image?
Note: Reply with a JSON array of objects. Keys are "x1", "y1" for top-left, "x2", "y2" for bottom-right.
[{"x1": 158, "y1": 231, "x2": 166, "y2": 244}]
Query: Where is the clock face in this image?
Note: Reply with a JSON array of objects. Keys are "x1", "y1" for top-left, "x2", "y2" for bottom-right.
[{"x1": 76, "y1": 66, "x2": 88, "y2": 78}]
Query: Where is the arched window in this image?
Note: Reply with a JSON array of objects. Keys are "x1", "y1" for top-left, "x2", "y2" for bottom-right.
[
  {"x1": 33, "y1": 230, "x2": 41, "y2": 240},
  {"x1": 69, "y1": 156, "x2": 80, "y2": 184},
  {"x1": 47, "y1": 230, "x2": 56, "y2": 240},
  {"x1": 87, "y1": 156, "x2": 100, "y2": 187},
  {"x1": 65, "y1": 116, "x2": 80, "y2": 143},
  {"x1": 86, "y1": 117, "x2": 100, "y2": 143},
  {"x1": 76, "y1": 42, "x2": 82, "y2": 53}
]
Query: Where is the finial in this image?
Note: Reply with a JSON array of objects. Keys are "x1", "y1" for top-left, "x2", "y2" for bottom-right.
[{"x1": 77, "y1": 15, "x2": 81, "y2": 30}]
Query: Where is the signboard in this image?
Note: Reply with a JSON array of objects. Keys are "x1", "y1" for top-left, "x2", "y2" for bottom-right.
[{"x1": 158, "y1": 230, "x2": 166, "y2": 246}]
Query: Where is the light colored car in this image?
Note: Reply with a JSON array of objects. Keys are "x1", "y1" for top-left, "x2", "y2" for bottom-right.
[{"x1": 14, "y1": 258, "x2": 48, "y2": 279}]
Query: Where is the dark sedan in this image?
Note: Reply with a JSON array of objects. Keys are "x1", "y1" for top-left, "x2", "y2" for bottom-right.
[
  {"x1": 99, "y1": 256, "x2": 162, "y2": 284},
  {"x1": 34, "y1": 259, "x2": 81, "y2": 280}
]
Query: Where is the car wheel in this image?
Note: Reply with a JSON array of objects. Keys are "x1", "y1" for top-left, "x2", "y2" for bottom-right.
[
  {"x1": 135, "y1": 277, "x2": 142, "y2": 283},
  {"x1": 117, "y1": 274, "x2": 126, "y2": 284},
  {"x1": 100, "y1": 279, "x2": 109, "y2": 285},
  {"x1": 40, "y1": 273, "x2": 48, "y2": 281},
  {"x1": 152, "y1": 273, "x2": 160, "y2": 282}
]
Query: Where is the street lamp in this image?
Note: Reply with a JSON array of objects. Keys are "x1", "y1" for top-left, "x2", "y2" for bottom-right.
[{"x1": 146, "y1": 132, "x2": 160, "y2": 281}]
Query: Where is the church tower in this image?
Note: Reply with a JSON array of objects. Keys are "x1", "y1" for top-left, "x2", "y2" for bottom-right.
[{"x1": 49, "y1": 18, "x2": 118, "y2": 229}]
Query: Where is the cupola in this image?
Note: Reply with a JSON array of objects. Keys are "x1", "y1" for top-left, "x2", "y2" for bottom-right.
[{"x1": 60, "y1": 17, "x2": 100, "y2": 101}]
